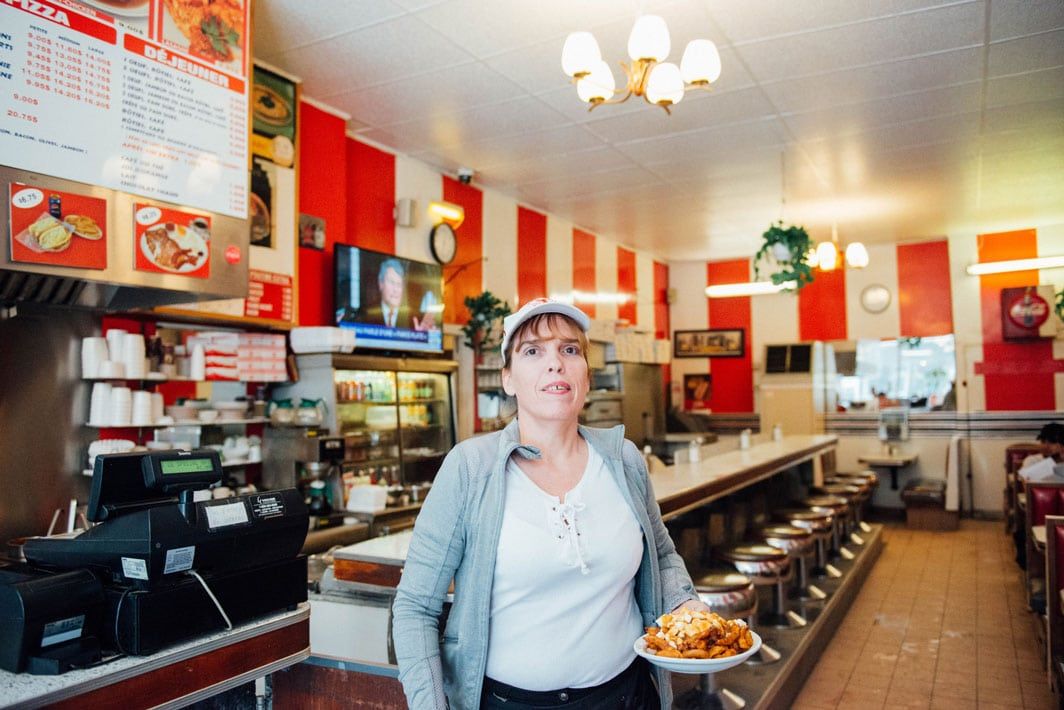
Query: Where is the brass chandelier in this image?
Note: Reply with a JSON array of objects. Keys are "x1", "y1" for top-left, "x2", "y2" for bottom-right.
[{"x1": 561, "y1": 15, "x2": 722, "y2": 114}]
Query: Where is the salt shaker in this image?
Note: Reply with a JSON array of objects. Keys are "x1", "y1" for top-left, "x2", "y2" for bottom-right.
[
  {"x1": 772, "y1": 423, "x2": 783, "y2": 441},
  {"x1": 740, "y1": 429, "x2": 752, "y2": 450},
  {"x1": 688, "y1": 438, "x2": 701, "y2": 463}
]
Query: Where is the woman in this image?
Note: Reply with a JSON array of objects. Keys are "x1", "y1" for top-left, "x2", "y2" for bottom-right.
[{"x1": 393, "y1": 298, "x2": 707, "y2": 709}]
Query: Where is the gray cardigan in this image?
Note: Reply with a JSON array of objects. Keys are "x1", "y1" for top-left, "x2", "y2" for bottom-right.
[{"x1": 391, "y1": 420, "x2": 698, "y2": 709}]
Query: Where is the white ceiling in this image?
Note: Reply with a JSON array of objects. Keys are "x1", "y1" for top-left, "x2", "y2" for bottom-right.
[{"x1": 254, "y1": 0, "x2": 1064, "y2": 261}]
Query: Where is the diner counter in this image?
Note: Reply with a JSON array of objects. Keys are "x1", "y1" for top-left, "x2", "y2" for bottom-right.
[
  {"x1": 332, "y1": 435, "x2": 837, "y2": 574},
  {"x1": 0, "y1": 603, "x2": 310, "y2": 709}
]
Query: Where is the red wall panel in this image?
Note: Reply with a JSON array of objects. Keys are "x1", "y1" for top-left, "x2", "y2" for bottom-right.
[
  {"x1": 442, "y1": 177, "x2": 483, "y2": 325},
  {"x1": 617, "y1": 246, "x2": 637, "y2": 325},
  {"x1": 298, "y1": 102, "x2": 348, "y2": 326},
  {"x1": 798, "y1": 268, "x2": 847, "y2": 342},
  {"x1": 345, "y1": 139, "x2": 396, "y2": 254},
  {"x1": 653, "y1": 261, "x2": 669, "y2": 340},
  {"x1": 897, "y1": 239, "x2": 953, "y2": 337},
  {"x1": 517, "y1": 206, "x2": 547, "y2": 304},
  {"x1": 976, "y1": 229, "x2": 1056, "y2": 410},
  {"x1": 706, "y1": 260, "x2": 754, "y2": 413},
  {"x1": 572, "y1": 228, "x2": 597, "y2": 319}
]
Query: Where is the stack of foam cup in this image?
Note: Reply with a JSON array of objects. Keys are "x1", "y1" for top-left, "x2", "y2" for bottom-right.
[
  {"x1": 81, "y1": 337, "x2": 109, "y2": 378},
  {"x1": 89, "y1": 382, "x2": 112, "y2": 426},
  {"x1": 105, "y1": 329, "x2": 127, "y2": 363},
  {"x1": 151, "y1": 392, "x2": 165, "y2": 422},
  {"x1": 123, "y1": 333, "x2": 147, "y2": 379},
  {"x1": 109, "y1": 387, "x2": 132, "y2": 426},
  {"x1": 132, "y1": 390, "x2": 153, "y2": 426}
]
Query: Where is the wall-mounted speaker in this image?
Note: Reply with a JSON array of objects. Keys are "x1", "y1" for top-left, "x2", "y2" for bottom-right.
[{"x1": 395, "y1": 198, "x2": 416, "y2": 227}]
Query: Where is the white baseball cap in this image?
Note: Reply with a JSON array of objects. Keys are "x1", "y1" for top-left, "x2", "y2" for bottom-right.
[{"x1": 501, "y1": 298, "x2": 591, "y2": 357}]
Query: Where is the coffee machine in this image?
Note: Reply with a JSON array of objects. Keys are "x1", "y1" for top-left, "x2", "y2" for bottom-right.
[{"x1": 262, "y1": 429, "x2": 346, "y2": 524}]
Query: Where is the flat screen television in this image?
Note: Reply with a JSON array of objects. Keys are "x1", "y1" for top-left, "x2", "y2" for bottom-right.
[{"x1": 334, "y1": 245, "x2": 444, "y2": 353}]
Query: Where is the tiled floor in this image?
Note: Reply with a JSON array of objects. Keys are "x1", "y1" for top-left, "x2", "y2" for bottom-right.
[{"x1": 793, "y1": 520, "x2": 1054, "y2": 710}]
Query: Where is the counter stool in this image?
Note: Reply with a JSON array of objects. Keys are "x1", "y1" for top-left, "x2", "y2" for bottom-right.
[
  {"x1": 811, "y1": 484, "x2": 863, "y2": 552},
  {"x1": 677, "y1": 569, "x2": 771, "y2": 710},
  {"x1": 716, "y1": 543, "x2": 803, "y2": 629},
  {"x1": 693, "y1": 569, "x2": 780, "y2": 667},
  {"x1": 754, "y1": 523, "x2": 824, "y2": 602},
  {"x1": 828, "y1": 475, "x2": 875, "y2": 540},
  {"x1": 802, "y1": 495, "x2": 851, "y2": 560},
  {"x1": 776, "y1": 507, "x2": 841, "y2": 581}
]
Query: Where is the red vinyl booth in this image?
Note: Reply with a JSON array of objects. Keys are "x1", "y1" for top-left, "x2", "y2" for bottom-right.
[{"x1": 1026, "y1": 482, "x2": 1064, "y2": 614}]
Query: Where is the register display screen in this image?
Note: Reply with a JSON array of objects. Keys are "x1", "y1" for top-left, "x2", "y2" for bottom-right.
[{"x1": 160, "y1": 458, "x2": 215, "y2": 475}]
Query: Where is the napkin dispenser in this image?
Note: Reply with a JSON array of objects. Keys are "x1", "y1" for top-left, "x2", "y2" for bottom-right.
[{"x1": 0, "y1": 565, "x2": 104, "y2": 674}]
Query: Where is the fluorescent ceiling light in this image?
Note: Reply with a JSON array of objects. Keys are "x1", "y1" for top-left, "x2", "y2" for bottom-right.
[
  {"x1": 704, "y1": 281, "x2": 794, "y2": 298},
  {"x1": 966, "y1": 255, "x2": 1064, "y2": 275}
]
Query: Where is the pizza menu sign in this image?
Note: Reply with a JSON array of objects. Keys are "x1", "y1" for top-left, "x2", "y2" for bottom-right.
[{"x1": 0, "y1": 0, "x2": 250, "y2": 218}]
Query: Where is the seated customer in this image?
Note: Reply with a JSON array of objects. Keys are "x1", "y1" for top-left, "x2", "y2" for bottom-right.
[{"x1": 1019, "y1": 423, "x2": 1064, "y2": 480}]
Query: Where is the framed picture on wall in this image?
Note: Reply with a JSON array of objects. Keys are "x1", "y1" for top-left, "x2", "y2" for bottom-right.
[
  {"x1": 683, "y1": 374, "x2": 712, "y2": 410},
  {"x1": 674, "y1": 329, "x2": 745, "y2": 358}
]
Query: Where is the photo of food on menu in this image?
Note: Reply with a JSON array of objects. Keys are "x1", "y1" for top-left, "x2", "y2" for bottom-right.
[
  {"x1": 8, "y1": 184, "x2": 108, "y2": 270},
  {"x1": 160, "y1": 0, "x2": 247, "y2": 73},
  {"x1": 133, "y1": 203, "x2": 212, "y2": 278}
]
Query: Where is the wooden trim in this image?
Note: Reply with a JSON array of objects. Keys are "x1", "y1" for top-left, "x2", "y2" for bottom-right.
[
  {"x1": 334, "y1": 558, "x2": 404, "y2": 587},
  {"x1": 47, "y1": 621, "x2": 309, "y2": 710}
]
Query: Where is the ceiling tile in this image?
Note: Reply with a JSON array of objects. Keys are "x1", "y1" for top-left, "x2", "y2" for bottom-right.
[
  {"x1": 783, "y1": 82, "x2": 983, "y2": 142},
  {"x1": 613, "y1": 118, "x2": 787, "y2": 164},
  {"x1": 418, "y1": 124, "x2": 607, "y2": 172},
  {"x1": 760, "y1": 48, "x2": 984, "y2": 114},
  {"x1": 986, "y1": 66, "x2": 1064, "y2": 107},
  {"x1": 273, "y1": 15, "x2": 474, "y2": 99},
  {"x1": 988, "y1": 29, "x2": 1064, "y2": 76},
  {"x1": 369, "y1": 96, "x2": 573, "y2": 152},
  {"x1": 990, "y1": 0, "x2": 1064, "y2": 41},
  {"x1": 327, "y1": 62, "x2": 526, "y2": 127},
  {"x1": 735, "y1": 3, "x2": 984, "y2": 83},
  {"x1": 484, "y1": 147, "x2": 637, "y2": 187},
  {"x1": 707, "y1": 0, "x2": 966, "y2": 44},
  {"x1": 252, "y1": 0, "x2": 407, "y2": 59}
]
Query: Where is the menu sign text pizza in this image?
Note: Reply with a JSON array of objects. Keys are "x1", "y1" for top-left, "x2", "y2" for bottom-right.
[{"x1": 0, "y1": 0, "x2": 250, "y2": 218}]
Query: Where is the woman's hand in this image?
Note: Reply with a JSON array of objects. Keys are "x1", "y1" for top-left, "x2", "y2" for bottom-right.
[{"x1": 671, "y1": 598, "x2": 712, "y2": 615}]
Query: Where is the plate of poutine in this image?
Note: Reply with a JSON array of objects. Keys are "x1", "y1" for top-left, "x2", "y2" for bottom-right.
[{"x1": 633, "y1": 610, "x2": 761, "y2": 674}]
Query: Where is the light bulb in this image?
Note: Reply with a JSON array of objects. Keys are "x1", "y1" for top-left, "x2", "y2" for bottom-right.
[
  {"x1": 845, "y1": 242, "x2": 869, "y2": 268},
  {"x1": 805, "y1": 247, "x2": 819, "y2": 268},
  {"x1": 628, "y1": 15, "x2": 670, "y2": 61},
  {"x1": 561, "y1": 32, "x2": 601, "y2": 78},
  {"x1": 645, "y1": 62, "x2": 684, "y2": 106},
  {"x1": 576, "y1": 60, "x2": 615, "y2": 103},
  {"x1": 680, "y1": 39, "x2": 721, "y2": 84},
  {"x1": 816, "y1": 241, "x2": 838, "y2": 271}
]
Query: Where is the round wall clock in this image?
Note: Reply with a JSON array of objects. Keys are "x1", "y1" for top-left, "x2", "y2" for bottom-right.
[
  {"x1": 430, "y1": 222, "x2": 457, "y2": 265},
  {"x1": 860, "y1": 284, "x2": 892, "y2": 314}
]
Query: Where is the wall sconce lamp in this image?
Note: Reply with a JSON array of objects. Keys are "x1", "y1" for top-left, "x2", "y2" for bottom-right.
[
  {"x1": 966, "y1": 255, "x2": 1064, "y2": 276},
  {"x1": 428, "y1": 200, "x2": 465, "y2": 228}
]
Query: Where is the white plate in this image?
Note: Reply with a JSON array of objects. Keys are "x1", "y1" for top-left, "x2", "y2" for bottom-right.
[
  {"x1": 633, "y1": 631, "x2": 761, "y2": 675},
  {"x1": 140, "y1": 223, "x2": 209, "y2": 273}
]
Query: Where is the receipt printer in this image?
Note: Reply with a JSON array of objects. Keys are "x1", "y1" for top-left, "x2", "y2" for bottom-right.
[{"x1": 0, "y1": 565, "x2": 104, "y2": 674}]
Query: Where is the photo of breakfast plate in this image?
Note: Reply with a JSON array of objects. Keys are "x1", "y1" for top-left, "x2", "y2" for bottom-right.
[
  {"x1": 140, "y1": 222, "x2": 209, "y2": 273},
  {"x1": 65, "y1": 214, "x2": 104, "y2": 240},
  {"x1": 252, "y1": 84, "x2": 292, "y2": 127},
  {"x1": 249, "y1": 191, "x2": 270, "y2": 243},
  {"x1": 24, "y1": 213, "x2": 73, "y2": 253}
]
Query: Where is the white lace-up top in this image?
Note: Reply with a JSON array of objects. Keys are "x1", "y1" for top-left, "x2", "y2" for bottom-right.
[{"x1": 484, "y1": 444, "x2": 644, "y2": 690}]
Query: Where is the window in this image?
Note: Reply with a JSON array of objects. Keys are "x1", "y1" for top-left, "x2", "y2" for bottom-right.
[{"x1": 838, "y1": 335, "x2": 956, "y2": 410}]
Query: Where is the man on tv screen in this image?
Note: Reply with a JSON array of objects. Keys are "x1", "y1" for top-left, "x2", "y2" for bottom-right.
[{"x1": 360, "y1": 258, "x2": 437, "y2": 332}]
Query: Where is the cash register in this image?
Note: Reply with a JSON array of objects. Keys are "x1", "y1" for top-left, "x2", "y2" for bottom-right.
[{"x1": 16, "y1": 449, "x2": 309, "y2": 658}]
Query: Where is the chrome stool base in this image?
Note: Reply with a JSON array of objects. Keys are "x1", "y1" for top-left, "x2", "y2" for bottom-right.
[{"x1": 675, "y1": 673, "x2": 746, "y2": 710}]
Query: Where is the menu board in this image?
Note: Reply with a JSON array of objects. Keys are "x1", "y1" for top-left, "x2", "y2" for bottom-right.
[{"x1": 0, "y1": 0, "x2": 250, "y2": 218}]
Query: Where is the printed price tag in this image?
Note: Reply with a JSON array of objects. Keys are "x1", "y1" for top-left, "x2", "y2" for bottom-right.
[
  {"x1": 205, "y1": 500, "x2": 249, "y2": 530},
  {"x1": 121, "y1": 556, "x2": 148, "y2": 580},
  {"x1": 163, "y1": 545, "x2": 196, "y2": 574}
]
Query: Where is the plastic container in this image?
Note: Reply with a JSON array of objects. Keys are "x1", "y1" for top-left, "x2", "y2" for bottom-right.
[{"x1": 290, "y1": 327, "x2": 355, "y2": 354}]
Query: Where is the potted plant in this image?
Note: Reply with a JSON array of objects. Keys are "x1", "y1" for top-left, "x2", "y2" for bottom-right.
[
  {"x1": 460, "y1": 291, "x2": 511, "y2": 360},
  {"x1": 752, "y1": 221, "x2": 815, "y2": 289}
]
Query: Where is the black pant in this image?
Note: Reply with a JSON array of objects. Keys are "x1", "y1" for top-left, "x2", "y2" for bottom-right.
[{"x1": 480, "y1": 658, "x2": 660, "y2": 709}]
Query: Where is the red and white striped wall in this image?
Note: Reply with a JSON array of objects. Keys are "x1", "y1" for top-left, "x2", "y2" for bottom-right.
[{"x1": 668, "y1": 228, "x2": 1064, "y2": 414}]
